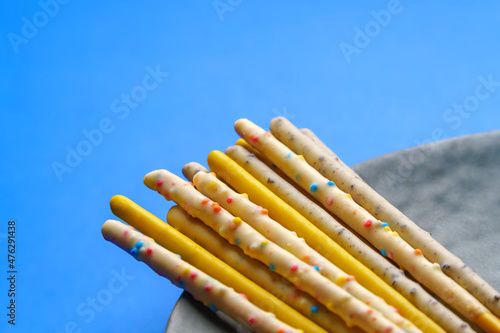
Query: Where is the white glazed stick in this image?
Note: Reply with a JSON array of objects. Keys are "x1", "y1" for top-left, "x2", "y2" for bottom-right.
[
  {"x1": 272, "y1": 117, "x2": 500, "y2": 318},
  {"x1": 144, "y1": 169, "x2": 407, "y2": 333},
  {"x1": 225, "y1": 144, "x2": 474, "y2": 333},
  {"x1": 192, "y1": 170, "x2": 418, "y2": 332},
  {"x1": 235, "y1": 118, "x2": 500, "y2": 333},
  {"x1": 101, "y1": 219, "x2": 302, "y2": 333}
]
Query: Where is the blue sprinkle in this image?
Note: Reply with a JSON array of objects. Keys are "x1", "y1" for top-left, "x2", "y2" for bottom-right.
[
  {"x1": 135, "y1": 241, "x2": 144, "y2": 249},
  {"x1": 313, "y1": 265, "x2": 320, "y2": 272},
  {"x1": 130, "y1": 248, "x2": 138, "y2": 256},
  {"x1": 286, "y1": 152, "x2": 292, "y2": 159},
  {"x1": 327, "y1": 181, "x2": 335, "y2": 186},
  {"x1": 311, "y1": 305, "x2": 319, "y2": 313},
  {"x1": 381, "y1": 222, "x2": 389, "y2": 228},
  {"x1": 235, "y1": 239, "x2": 240, "y2": 246},
  {"x1": 178, "y1": 281, "x2": 184, "y2": 288},
  {"x1": 270, "y1": 264, "x2": 275, "y2": 271},
  {"x1": 310, "y1": 183, "x2": 318, "y2": 192},
  {"x1": 176, "y1": 254, "x2": 181, "y2": 258},
  {"x1": 381, "y1": 249, "x2": 386, "y2": 257},
  {"x1": 209, "y1": 304, "x2": 217, "y2": 312}
]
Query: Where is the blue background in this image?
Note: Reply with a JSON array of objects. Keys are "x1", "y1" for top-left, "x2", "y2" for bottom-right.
[{"x1": 2, "y1": 1, "x2": 500, "y2": 332}]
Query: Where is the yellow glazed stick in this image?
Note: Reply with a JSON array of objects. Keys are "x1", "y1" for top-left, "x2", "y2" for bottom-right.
[
  {"x1": 275, "y1": 117, "x2": 500, "y2": 318},
  {"x1": 206, "y1": 150, "x2": 443, "y2": 333},
  {"x1": 225, "y1": 144, "x2": 474, "y2": 333},
  {"x1": 101, "y1": 219, "x2": 302, "y2": 333},
  {"x1": 109, "y1": 195, "x2": 324, "y2": 333},
  {"x1": 192, "y1": 169, "x2": 418, "y2": 332},
  {"x1": 167, "y1": 205, "x2": 362, "y2": 333},
  {"x1": 236, "y1": 118, "x2": 500, "y2": 333},
  {"x1": 144, "y1": 170, "x2": 407, "y2": 333}
]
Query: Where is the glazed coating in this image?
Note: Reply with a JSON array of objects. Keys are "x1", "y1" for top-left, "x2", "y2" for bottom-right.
[
  {"x1": 168, "y1": 204, "x2": 362, "y2": 333},
  {"x1": 145, "y1": 169, "x2": 407, "y2": 333},
  {"x1": 102, "y1": 219, "x2": 302, "y2": 333},
  {"x1": 192, "y1": 169, "x2": 418, "y2": 333},
  {"x1": 225, "y1": 144, "x2": 474, "y2": 333},
  {"x1": 109, "y1": 195, "x2": 324, "y2": 333},
  {"x1": 273, "y1": 116, "x2": 500, "y2": 318},
  {"x1": 236, "y1": 118, "x2": 500, "y2": 333}
]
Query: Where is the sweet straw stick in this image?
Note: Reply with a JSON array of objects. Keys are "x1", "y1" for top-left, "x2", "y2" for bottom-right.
[
  {"x1": 144, "y1": 170, "x2": 408, "y2": 333},
  {"x1": 167, "y1": 205, "x2": 362, "y2": 333},
  {"x1": 109, "y1": 195, "x2": 324, "y2": 333},
  {"x1": 207, "y1": 150, "x2": 444, "y2": 333},
  {"x1": 225, "y1": 144, "x2": 474, "y2": 333},
  {"x1": 101, "y1": 219, "x2": 302, "y2": 333},
  {"x1": 192, "y1": 169, "x2": 419, "y2": 332},
  {"x1": 275, "y1": 117, "x2": 500, "y2": 318},
  {"x1": 235, "y1": 118, "x2": 500, "y2": 333}
]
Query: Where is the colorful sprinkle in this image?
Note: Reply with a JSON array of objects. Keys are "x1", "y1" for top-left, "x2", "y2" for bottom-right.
[
  {"x1": 297, "y1": 155, "x2": 305, "y2": 160},
  {"x1": 177, "y1": 281, "x2": 184, "y2": 288},
  {"x1": 290, "y1": 264, "x2": 299, "y2": 272},
  {"x1": 232, "y1": 217, "x2": 242, "y2": 226},
  {"x1": 212, "y1": 202, "x2": 221, "y2": 213},
  {"x1": 310, "y1": 183, "x2": 318, "y2": 192},
  {"x1": 130, "y1": 248, "x2": 138, "y2": 257},
  {"x1": 313, "y1": 265, "x2": 320, "y2": 271},
  {"x1": 302, "y1": 254, "x2": 310, "y2": 261},
  {"x1": 156, "y1": 180, "x2": 163, "y2": 187},
  {"x1": 381, "y1": 249, "x2": 387, "y2": 257},
  {"x1": 249, "y1": 134, "x2": 258, "y2": 143},
  {"x1": 326, "y1": 196, "x2": 334, "y2": 206},
  {"x1": 381, "y1": 222, "x2": 389, "y2": 228},
  {"x1": 286, "y1": 152, "x2": 292, "y2": 159},
  {"x1": 311, "y1": 305, "x2": 319, "y2": 313},
  {"x1": 146, "y1": 248, "x2": 153, "y2": 255},
  {"x1": 336, "y1": 276, "x2": 346, "y2": 285},
  {"x1": 135, "y1": 241, "x2": 144, "y2": 249},
  {"x1": 270, "y1": 264, "x2": 275, "y2": 271},
  {"x1": 327, "y1": 180, "x2": 335, "y2": 186},
  {"x1": 182, "y1": 267, "x2": 190, "y2": 276},
  {"x1": 248, "y1": 316, "x2": 256, "y2": 324},
  {"x1": 261, "y1": 208, "x2": 269, "y2": 214},
  {"x1": 364, "y1": 220, "x2": 373, "y2": 228},
  {"x1": 241, "y1": 193, "x2": 249, "y2": 199},
  {"x1": 226, "y1": 197, "x2": 233, "y2": 203},
  {"x1": 384, "y1": 226, "x2": 391, "y2": 231},
  {"x1": 260, "y1": 240, "x2": 268, "y2": 248},
  {"x1": 235, "y1": 238, "x2": 241, "y2": 246},
  {"x1": 209, "y1": 304, "x2": 217, "y2": 312},
  {"x1": 201, "y1": 198, "x2": 209, "y2": 205},
  {"x1": 207, "y1": 181, "x2": 218, "y2": 193},
  {"x1": 414, "y1": 249, "x2": 422, "y2": 255},
  {"x1": 346, "y1": 193, "x2": 352, "y2": 199},
  {"x1": 204, "y1": 284, "x2": 212, "y2": 292},
  {"x1": 190, "y1": 272, "x2": 198, "y2": 279},
  {"x1": 240, "y1": 293, "x2": 248, "y2": 299}
]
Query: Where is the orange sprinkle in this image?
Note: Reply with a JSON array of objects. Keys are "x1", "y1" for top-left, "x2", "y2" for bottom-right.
[
  {"x1": 201, "y1": 198, "x2": 209, "y2": 205},
  {"x1": 414, "y1": 249, "x2": 422, "y2": 255},
  {"x1": 261, "y1": 208, "x2": 269, "y2": 215},
  {"x1": 212, "y1": 202, "x2": 221, "y2": 213}
]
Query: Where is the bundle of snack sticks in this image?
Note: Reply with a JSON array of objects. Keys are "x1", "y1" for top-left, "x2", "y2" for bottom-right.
[{"x1": 101, "y1": 118, "x2": 500, "y2": 333}]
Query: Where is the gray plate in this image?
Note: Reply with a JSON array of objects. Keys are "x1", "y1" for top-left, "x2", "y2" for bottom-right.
[{"x1": 166, "y1": 130, "x2": 500, "y2": 333}]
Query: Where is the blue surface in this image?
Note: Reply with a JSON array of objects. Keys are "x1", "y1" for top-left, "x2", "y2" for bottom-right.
[{"x1": 1, "y1": 1, "x2": 500, "y2": 332}]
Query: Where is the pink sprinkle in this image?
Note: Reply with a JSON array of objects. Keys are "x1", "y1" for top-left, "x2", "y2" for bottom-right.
[
  {"x1": 227, "y1": 197, "x2": 233, "y2": 203},
  {"x1": 364, "y1": 220, "x2": 373, "y2": 228},
  {"x1": 240, "y1": 293, "x2": 248, "y2": 299},
  {"x1": 157, "y1": 180, "x2": 163, "y2": 187},
  {"x1": 251, "y1": 135, "x2": 258, "y2": 143},
  {"x1": 291, "y1": 264, "x2": 299, "y2": 272},
  {"x1": 123, "y1": 230, "x2": 129, "y2": 237},
  {"x1": 326, "y1": 196, "x2": 334, "y2": 206},
  {"x1": 146, "y1": 248, "x2": 153, "y2": 255},
  {"x1": 385, "y1": 326, "x2": 393, "y2": 332},
  {"x1": 190, "y1": 272, "x2": 198, "y2": 279},
  {"x1": 204, "y1": 284, "x2": 212, "y2": 292},
  {"x1": 248, "y1": 316, "x2": 256, "y2": 324}
]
